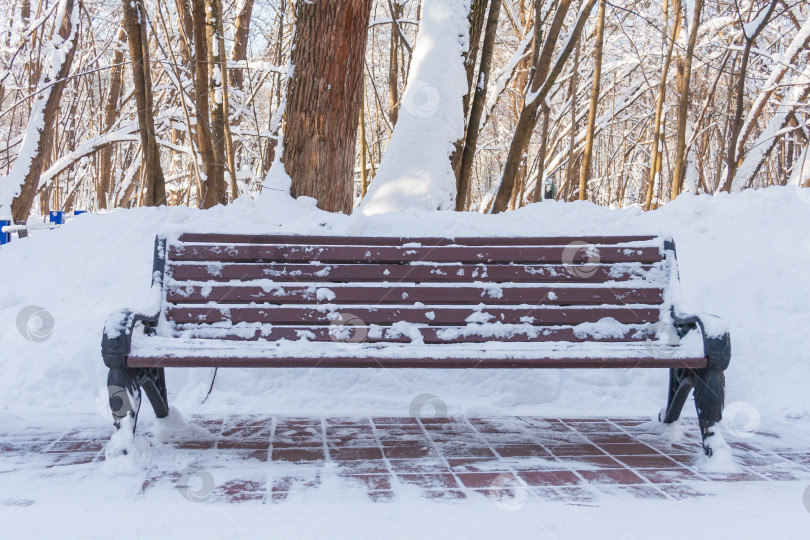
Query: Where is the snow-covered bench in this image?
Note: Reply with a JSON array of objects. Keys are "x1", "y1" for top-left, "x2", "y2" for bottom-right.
[{"x1": 101, "y1": 234, "x2": 731, "y2": 455}]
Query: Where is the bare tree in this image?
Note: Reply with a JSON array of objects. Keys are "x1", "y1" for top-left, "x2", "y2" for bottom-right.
[
  {"x1": 5, "y1": 0, "x2": 79, "y2": 221},
  {"x1": 122, "y1": 0, "x2": 166, "y2": 206}
]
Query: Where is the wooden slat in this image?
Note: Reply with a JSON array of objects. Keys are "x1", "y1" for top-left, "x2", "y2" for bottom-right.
[
  {"x1": 170, "y1": 325, "x2": 654, "y2": 344},
  {"x1": 168, "y1": 244, "x2": 663, "y2": 264},
  {"x1": 167, "y1": 306, "x2": 661, "y2": 325},
  {"x1": 127, "y1": 354, "x2": 707, "y2": 369},
  {"x1": 167, "y1": 262, "x2": 658, "y2": 283},
  {"x1": 178, "y1": 233, "x2": 659, "y2": 246},
  {"x1": 166, "y1": 285, "x2": 664, "y2": 306}
]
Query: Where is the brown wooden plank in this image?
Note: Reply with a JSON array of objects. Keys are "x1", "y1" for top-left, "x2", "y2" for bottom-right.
[
  {"x1": 169, "y1": 325, "x2": 654, "y2": 344},
  {"x1": 127, "y1": 354, "x2": 707, "y2": 369},
  {"x1": 178, "y1": 233, "x2": 659, "y2": 246},
  {"x1": 168, "y1": 244, "x2": 663, "y2": 264},
  {"x1": 167, "y1": 262, "x2": 657, "y2": 283},
  {"x1": 166, "y1": 285, "x2": 664, "y2": 306},
  {"x1": 167, "y1": 306, "x2": 661, "y2": 325}
]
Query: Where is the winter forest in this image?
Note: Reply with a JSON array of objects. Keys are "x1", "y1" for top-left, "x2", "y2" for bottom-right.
[{"x1": 0, "y1": 0, "x2": 808, "y2": 222}]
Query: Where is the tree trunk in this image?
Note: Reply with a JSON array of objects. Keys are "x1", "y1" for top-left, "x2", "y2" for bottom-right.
[
  {"x1": 283, "y1": 0, "x2": 373, "y2": 214},
  {"x1": 98, "y1": 25, "x2": 127, "y2": 210},
  {"x1": 6, "y1": 0, "x2": 78, "y2": 222},
  {"x1": 202, "y1": 0, "x2": 227, "y2": 207},
  {"x1": 192, "y1": 0, "x2": 218, "y2": 208},
  {"x1": 532, "y1": 103, "x2": 550, "y2": 202},
  {"x1": 578, "y1": 0, "x2": 607, "y2": 201},
  {"x1": 451, "y1": 0, "x2": 490, "y2": 176},
  {"x1": 122, "y1": 0, "x2": 166, "y2": 207},
  {"x1": 388, "y1": 1, "x2": 403, "y2": 126},
  {"x1": 492, "y1": 0, "x2": 596, "y2": 213},
  {"x1": 643, "y1": 0, "x2": 681, "y2": 211},
  {"x1": 456, "y1": 0, "x2": 502, "y2": 211},
  {"x1": 230, "y1": 0, "x2": 255, "y2": 91},
  {"x1": 671, "y1": 0, "x2": 704, "y2": 199}
]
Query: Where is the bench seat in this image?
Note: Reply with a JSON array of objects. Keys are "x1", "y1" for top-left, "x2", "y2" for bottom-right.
[{"x1": 101, "y1": 233, "x2": 731, "y2": 455}]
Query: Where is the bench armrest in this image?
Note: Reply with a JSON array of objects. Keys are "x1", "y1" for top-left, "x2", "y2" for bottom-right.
[
  {"x1": 101, "y1": 236, "x2": 168, "y2": 370},
  {"x1": 672, "y1": 310, "x2": 731, "y2": 371},
  {"x1": 102, "y1": 309, "x2": 160, "y2": 369}
]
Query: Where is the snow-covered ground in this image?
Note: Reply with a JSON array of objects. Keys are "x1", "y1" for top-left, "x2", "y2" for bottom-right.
[{"x1": 1, "y1": 186, "x2": 809, "y2": 537}]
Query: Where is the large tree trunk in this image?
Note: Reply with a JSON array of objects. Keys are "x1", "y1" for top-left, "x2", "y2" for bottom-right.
[
  {"x1": 578, "y1": 0, "x2": 606, "y2": 201},
  {"x1": 97, "y1": 25, "x2": 127, "y2": 210},
  {"x1": 492, "y1": 0, "x2": 596, "y2": 213},
  {"x1": 283, "y1": 0, "x2": 373, "y2": 214},
  {"x1": 670, "y1": 0, "x2": 704, "y2": 199},
  {"x1": 191, "y1": 0, "x2": 218, "y2": 208},
  {"x1": 456, "y1": 0, "x2": 502, "y2": 211},
  {"x1": 122, "y1": 0, "x2": 166, "y2": 207},
  {"x1": 5, "y1": 0, "x2": 78, "y2": 222}
]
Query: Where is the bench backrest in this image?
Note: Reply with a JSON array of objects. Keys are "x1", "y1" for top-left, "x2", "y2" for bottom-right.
[{"x1": 155, "y1": 234, "x2": 677, "y2": 346}]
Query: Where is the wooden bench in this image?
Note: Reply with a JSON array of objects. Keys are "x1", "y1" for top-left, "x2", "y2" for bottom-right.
[{"x1": 101, "y1": 234, "x2": 731, "y2": 455}]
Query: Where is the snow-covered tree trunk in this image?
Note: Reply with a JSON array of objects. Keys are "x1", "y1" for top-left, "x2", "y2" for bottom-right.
[
  {"x1": 358, "y1": 0, "x2": 470, "y2": 215},
  {"x1": 0, "y1": 0, "x2": 78, "y2": 221}
]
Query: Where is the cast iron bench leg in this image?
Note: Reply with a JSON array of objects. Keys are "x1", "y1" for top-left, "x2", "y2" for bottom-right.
[
  {"x1": 107, "y1": 367, "x2": 169, "y2": 430},
  {"x1": 660, "y1": 366, "x2": 725, "y2": 456},
  {"x1": 660, "y1": 368, "x2": 694, "y2": 424},
  {"x1": 107, "y1": 367, "x2": 140, "y2": 429},
  {"x1": 139, "y1": 368, "x2": 170, "y2": 420},
  {"x1": 693, "y1": 366, "x2": 725, "y2": 456}
]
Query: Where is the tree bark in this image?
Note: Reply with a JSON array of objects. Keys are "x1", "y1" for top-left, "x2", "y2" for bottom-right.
[
  {"x1": 191, "y1": 0, "x2": 218, "y2": 208},
  {"x1": 201, "y1": 0, "x2": 227, "y2": 207},
  {"x1": 578, "y1": 0, "x2": 607, "y2": 201},
  {"x1": 283, "y1": 0, "x2": 373, "y2": 214},
  {"x1": 451, "y1": 0, "x2": 490, "y2": 176},
  {"x1": 97, "y1": 24, "x2": 127, "y2": 210},
  {"x1": 122, "y1": 0, "x2": 166, "y2": 207},
  {"x1": 671, "y1": 0, "x2": 704, "y2": 199},
  {"x1": 388, "y1": 0, "x2": 403, "y2": 126},
  {"x1": 7, "y1": 0, "x2": 79, "y2": 222},
  {"x1": 456, "y1": 0, "x2": 502, "y2": 211},
  {"x1": 230, "y1": 0, "x2": 255, "y2": 91}
]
